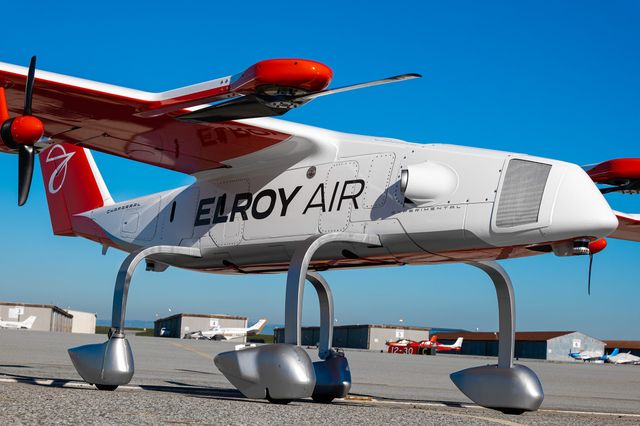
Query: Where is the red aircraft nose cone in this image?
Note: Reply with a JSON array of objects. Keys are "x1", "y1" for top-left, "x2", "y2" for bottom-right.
[{"x1": 11, "y1": 115, "x2": 44, "y2": 145}]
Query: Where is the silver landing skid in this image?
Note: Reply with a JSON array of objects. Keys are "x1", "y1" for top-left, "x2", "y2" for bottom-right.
[
  {"x1": 214, "y1": 344, "x2": 315, "y2": 402},
  {"x1": 450, "y1": 261, "x2": 544, "y2": 414},
  {"x1": 216, "y1": 233, "x2": 379, "y2": 403},
  {"x1": 68, "y1": 334, "x2": 133, "y2": 390},
  {"x1": 68, "y1": 246, "x2": 201, "y2": 390}
]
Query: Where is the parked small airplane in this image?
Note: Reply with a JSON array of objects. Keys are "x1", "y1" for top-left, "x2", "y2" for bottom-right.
[
  {"x1": 0, "y1": 316, "x2": 37, "y2": 330},
  {"x1": 434, "y1": 336, "x2": 464, "y2": 352},
  {"x1": 607, "y1": 351, "x2": 640, "y2": 365},
  {"x1": 184, "y1": 318, "x2": 267, "y2": 341},
  {"x1": 386, "y1": 335, "x2": 463, "y2": 354},
  {"x1": 569, "y1": 348, "x2": 618, "y2": 362}
]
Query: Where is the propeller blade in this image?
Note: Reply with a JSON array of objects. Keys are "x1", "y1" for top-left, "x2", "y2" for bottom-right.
[
  {"x1": 18, "y1": 144, "x2": 35, "y2": 206},
  {"x1": 587, "y1": 253, "x2": 593, "y2": 296},
  {"x1": 293, "y1": 73, "x2": 422, "y2": 102},
  {"x1": 24, "y1": 56, "x2": 37, "y2": 116}
]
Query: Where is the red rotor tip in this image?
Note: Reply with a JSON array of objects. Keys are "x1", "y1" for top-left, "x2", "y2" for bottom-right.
[
  {"x1": 589, "y1": 238, "x2": 607, "y2": 255},
  {"x1": 11, "y1": 116, "x2": 44, "y2": 145}
]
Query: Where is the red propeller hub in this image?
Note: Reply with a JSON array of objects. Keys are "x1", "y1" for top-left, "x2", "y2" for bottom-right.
[
  {"x1": 589, "y1": 238, "x2": 607, "y2": 255},
  {"x1": 10, "y1": 115, "x2": 44, "y2": 145}
]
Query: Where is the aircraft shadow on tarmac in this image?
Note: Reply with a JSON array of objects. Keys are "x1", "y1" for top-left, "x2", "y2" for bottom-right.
[
  {"x1": 1, "y1": 371, "x2": 473, "y2": 409},
  {"x1": 0, "y1": 371, "x2": 246, "y2": 399}
]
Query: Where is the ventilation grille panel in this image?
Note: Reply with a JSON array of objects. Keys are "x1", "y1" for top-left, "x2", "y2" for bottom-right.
[{"x1": 495, "y1": 159, "x2": 551, "y2": 228}]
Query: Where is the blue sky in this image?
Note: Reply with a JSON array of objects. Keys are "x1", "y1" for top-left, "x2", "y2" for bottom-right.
[{"x1": 1, "y1": 1, "x2": 639, "y2": 339}]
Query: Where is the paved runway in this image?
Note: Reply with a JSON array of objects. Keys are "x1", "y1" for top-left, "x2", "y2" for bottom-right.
[{"x1": 1, "y1": 330, "x2": 639, "y2": 425}]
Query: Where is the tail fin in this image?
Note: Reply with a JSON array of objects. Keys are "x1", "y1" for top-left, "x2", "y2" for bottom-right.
[
  {"x1": 430, "y1": 335, "x2": 438, "y2": 342},
  {"x1": 452, "y1": 337, "x2": 464, "y2": 348},
  {"x1": 247, "y1": 319, "x2": 267, "y2": 334},
  {"x1": 20, "y1": 316, "x2": 36, "y2": 329},
  {"x1": 39, "y1": 143, "x2": 113, "y2": 236},
  {"x1": 610, "y1": 348, "x2": 620, "y2": 357}
]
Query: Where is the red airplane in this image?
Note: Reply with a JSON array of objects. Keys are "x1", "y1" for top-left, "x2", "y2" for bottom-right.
[{"x1": 386, "y1": 335, "x2": 463, "y2": 354}]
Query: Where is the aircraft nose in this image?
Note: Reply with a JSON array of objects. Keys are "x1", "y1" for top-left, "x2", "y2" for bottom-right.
[{"x1": 542, "y1": 163, "x2": 618, "y2": 240}]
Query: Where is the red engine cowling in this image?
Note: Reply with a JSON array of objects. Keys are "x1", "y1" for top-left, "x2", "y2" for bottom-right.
[{"x1": 231, "y1": 59, "x2": 333, "y2": 94}]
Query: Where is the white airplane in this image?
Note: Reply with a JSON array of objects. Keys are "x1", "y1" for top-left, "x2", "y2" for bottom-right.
[
  {"x1": 607, "y1": 351, "x2": 640, "y2": 365},
  {"x1": 0, "y1": 316, "x2": 37, "y2": 330},
  {"x1": 1, "y1": 56, "x2": 638, "y2": 412},
  {"x1": 568, "y1": 349, "x2": 608, "y2": 362},
  {"x1": 184, "y1": 318, "x2": 267, "y2": 340}
]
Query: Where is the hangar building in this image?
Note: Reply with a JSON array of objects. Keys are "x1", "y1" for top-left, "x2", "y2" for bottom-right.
[
  {"x1": 274, "y1": 324, "x2": 431, "y2": 351},
  {"x1": 0, "y1": 302, "x2": 73, "y2": 332},
  {"x1": 436, "y1": 331, "x2": 605, "y2": 361},
  {"x1": 65, "y1": 309, "x2": 97, "y2": 334},
  {"x1": 604, "y1": 340, "x2": 640, "y2": 357},
  {"x1": 154, "y1": 313, "x2": 247, "y2": 339}
]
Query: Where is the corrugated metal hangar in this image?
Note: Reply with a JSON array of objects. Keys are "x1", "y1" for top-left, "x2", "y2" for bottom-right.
[
  {"x1": 154, "y1": 313, "x2": 247, "y2": 339},
  {"x1": 274, "y1": 324, "x2": 431, "y2": 351},
  {"x1": 436, "y1": 331, "x2": 605, "y2": 361},
  {"x1": 0, "y1": 302, "x2": 97, "y2": 334},
  {"x1": 0, "y1": 302, "x2": 73, "y2": 332},
  {"x1": 604, "y1": 340, "x2": 640, "y2": 356}
]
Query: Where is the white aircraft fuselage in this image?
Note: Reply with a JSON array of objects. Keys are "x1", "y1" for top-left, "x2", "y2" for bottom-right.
[{"x1": 76, "y1": 118, "x2": 616, "y2": 273}]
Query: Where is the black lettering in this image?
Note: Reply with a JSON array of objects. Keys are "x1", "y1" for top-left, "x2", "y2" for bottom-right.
[
  {"x1": 328, "y1": 181, "x2": 340, "y2": 212},
  {"x1": 278, "y1": 186, "x2": 302, "y2": 216},
  {"x1": 230, "y1": 192, "x2": 252, "y2": 221},
  {"x1": 252, "y1": 189, "x2": 277, "y2": 220},
  {"x1": 212, "y1": 193, "x2": 229, "y2": 224},
  {"x1": 337, "y1": 179, "x2": 365, "y2": 210},
  {"x1": 194, "y1": 197, "x2": 215, "y2": 226},
  {"x1": 303, "y1": 183, "x2": 326, "y2": 214}
]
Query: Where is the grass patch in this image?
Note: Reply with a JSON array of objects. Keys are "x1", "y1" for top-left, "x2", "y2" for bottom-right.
[
  {"x1": 247, "y1": 334, "x2": 274, "y2": 344},
  {"x1": 95, "y1": 326, "x2": 154, "y2": 336}
]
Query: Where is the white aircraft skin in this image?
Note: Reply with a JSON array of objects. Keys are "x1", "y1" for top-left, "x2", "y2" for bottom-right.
[
  {"x1": 69, "y1": 118, "x2": 617, "y2": 273},
  {"x1": 185, "y1": 318, "x2": 267, "y2": 340},
  {"x1": 0, "y1": 316, "x2": 37, "y2": 330},
  {"x1": 607, "y1": 352, "x2": 640, "y2": 365}
]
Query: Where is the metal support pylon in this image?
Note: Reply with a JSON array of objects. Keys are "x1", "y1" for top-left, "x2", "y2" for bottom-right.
[
  {"x1": 215, "y1": 232, "x2": 380, "y2": 403},
  {"x1": 68, "y1": 245, "x2": 201, "y2": 390},
  {"x1": 450, "y1": 260, "x2": 544, "y2": 414}
]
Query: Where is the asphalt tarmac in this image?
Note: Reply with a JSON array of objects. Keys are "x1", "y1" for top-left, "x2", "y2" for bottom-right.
[{"x1": 1, "y1": 330, "x2": 639, "y2": 425}]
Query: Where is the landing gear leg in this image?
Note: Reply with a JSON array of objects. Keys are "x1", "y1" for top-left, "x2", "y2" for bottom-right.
[
  {"x1": 68, "y1": 246, "x2": 201, "y2": 389},
  {"x1": 215, "y1": 232, "x2": 380, "y2": 403},
  {"x1": 450, "y1": 261, "x2": 544, "y2": 413}
]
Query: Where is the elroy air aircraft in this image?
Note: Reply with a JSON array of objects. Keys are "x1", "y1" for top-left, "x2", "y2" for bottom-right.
[{"x1": 1, "y1": 57, "x2": 638, "y2": 413}]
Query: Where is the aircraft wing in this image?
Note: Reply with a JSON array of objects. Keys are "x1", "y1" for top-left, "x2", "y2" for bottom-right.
[
  {"x1": 609, "y1": 212, "x2": 640, "y2": 242},
  {"x1": 0, "y1": 60, "x2": 300, "y2": 174},
  {"x1": 584, "y1": 159, "x2": 640, "y2": 242},
  {"x1": 0, "y1": 58, "x2": 419, "y2": 175}
]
